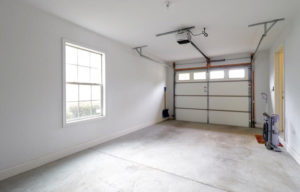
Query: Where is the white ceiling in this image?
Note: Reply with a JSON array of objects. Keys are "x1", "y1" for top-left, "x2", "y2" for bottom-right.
[{"x1": 21, "y1": 0, "x2": 300, "y2": 62}]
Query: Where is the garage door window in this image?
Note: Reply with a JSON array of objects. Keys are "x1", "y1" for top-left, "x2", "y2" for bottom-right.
[
  {"x1": 178, "y1": 73, "x2": 190, "y2": 81},
  {"x1": 63, "y1": 41, "x2": 105, "y2": 125},
  {"x1": 229, "y1": 69, "x2": 245, "y2": 79},
  {"x1": 210, "y1": 70, "x2": 224, "y2": 79},
  {"x1": 193, "y1": 72, "x2": 206, "y2": 80}
]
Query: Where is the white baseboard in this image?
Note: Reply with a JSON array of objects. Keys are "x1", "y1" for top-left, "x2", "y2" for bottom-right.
[
  {"x1": 0, "y1": 119, "x2": 165, "y2": 181},
  {"x1": 285, "y1": 143, "x2": 300, "y2": 165},
  {"x1": 277, "y1": 137, "x2": 300, "y2": 166}
]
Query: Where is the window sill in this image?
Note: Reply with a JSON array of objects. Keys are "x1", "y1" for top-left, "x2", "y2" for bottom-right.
[{"x1": 63, "y1": 115, "x2": 105, "y2": 128}]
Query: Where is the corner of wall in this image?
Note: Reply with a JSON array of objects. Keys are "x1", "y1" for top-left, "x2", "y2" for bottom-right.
[{"x1": 285, "y1": 144, "x2": 300, "y2": 165}]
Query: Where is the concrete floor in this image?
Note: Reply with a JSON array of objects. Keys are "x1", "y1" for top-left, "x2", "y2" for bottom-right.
[{"x1": 1, "y1": 120, "x2": 300, "y2": 192}]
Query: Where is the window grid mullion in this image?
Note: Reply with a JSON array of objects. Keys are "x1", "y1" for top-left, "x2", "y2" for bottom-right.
[
  {"x1": 100, "y1": 54, "x2": 103, "y2": 115},
  {"x1": 90, "y1": 81, "x2": 92, "y2": 115},
  {"x1": 89, "y1": 52, "x2": 92, "y2": 116},
  {"x1": 100, "y1": 84, "x2": 103, "y2": 116},
  {"x1": 76, "y1": 48, "x2": 80, "y2": 118},
  {"x1": 101, "y1": 54, "x2": 103, "y2": 84}
]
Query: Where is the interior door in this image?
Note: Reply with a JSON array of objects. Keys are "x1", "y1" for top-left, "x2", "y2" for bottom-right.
[{"x1": 275, "y1": 47, "x2": 285, "y2": 138}]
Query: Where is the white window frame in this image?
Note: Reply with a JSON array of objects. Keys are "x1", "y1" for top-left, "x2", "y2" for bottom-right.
[
  {"x1": 178, "y1": 72, "x2": 191, "y2": 81},
  {"x1": 228, "y1": 68, "x2": 246, "y2": 79},
  {"x1": 62, "y1": 39, "x2": 106, "y2": 127},
  {"x1": 193, "y1": 71, "x2": 207, "y2": 80},
  {"x1": 209, "y1": 70, "x2": 225, "y2": 80}
]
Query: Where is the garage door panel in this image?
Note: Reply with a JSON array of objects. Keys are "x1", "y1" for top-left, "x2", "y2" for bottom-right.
[
  {"x1": 176, "y1": 96, "x2": 207, "y2": 109},
  {"x1": 209, "y1": 82, "x2": 249, "y2": 95},
  {"x1": 209, "y1": 97, "x2": 249, "y2": 111},
  {"x1": 175, "y1": 68, "x2": 250, "y2": 127},
  {"x1": 209, "y1": 111, "x2": 249, "y2": 127},
  {"x1": 176, "y1": 83, "x2": 206, "y2": 95},
  {"x1": 176, "y1": 109, "x2": 207, "y2": 123}
]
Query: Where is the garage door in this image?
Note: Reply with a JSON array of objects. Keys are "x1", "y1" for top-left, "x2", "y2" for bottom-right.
[{"x1": 175, "y1": 67, "x2": 251, "y2": 127}]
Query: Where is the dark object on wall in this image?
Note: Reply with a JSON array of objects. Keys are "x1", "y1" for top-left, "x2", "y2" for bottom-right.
[{"x1": 162, "y1": 87, "x2": 169, "y2": 118}]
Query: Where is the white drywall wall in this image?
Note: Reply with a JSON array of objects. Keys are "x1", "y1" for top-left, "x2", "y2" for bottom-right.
[
  {"x1": 166, "y1": 66, "x2": 174, "y2": 117},
  {"x1": 0, "y1": 0, "x2": 167, "y2": 180},
  {"x1": 267, "y1": 14, "x2": 300, "y2": 164},
  {"x1": 253, "y1": 50, "x2": 270, "y2": 127}
]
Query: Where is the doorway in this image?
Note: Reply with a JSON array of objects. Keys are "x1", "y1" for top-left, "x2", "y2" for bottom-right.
[{"x1": 274, "y1": 47, "x2": 285, "y2": 140}]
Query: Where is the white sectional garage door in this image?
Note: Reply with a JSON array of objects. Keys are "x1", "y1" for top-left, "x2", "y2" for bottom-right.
[{"x1": 175, "y1": 67, "x2": 251, "y2": 127}]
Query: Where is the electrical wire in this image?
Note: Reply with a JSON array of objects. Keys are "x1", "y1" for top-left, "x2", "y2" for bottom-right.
[
  {"x1": 188, "y1": 28, "x2": 208, "y2": 37},
  {"x1": 189, "y1": 31, "x2": 204, "y2": 36}
]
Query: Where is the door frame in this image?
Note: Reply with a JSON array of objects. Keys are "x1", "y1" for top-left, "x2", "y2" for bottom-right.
[{"x1": 274, "y1": 46, "x2": 285, "y2": 140}]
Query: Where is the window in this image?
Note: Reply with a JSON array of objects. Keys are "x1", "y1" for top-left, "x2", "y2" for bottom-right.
[
  {"x1": 193, "y1": 72, "x2": 206, "y2": 80},
  {"x1": 210, "y1": 70, "x2": 224, "y2": 79},
  {"x1": 64, "y1": 41, "x2": 105, "y2": 124},
  {"x1": 229, "y1": 69, "x2": 245, "y2": 79},
  {"x1": 178, "y1": 73, "x2": 190, "y2": 81}
]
